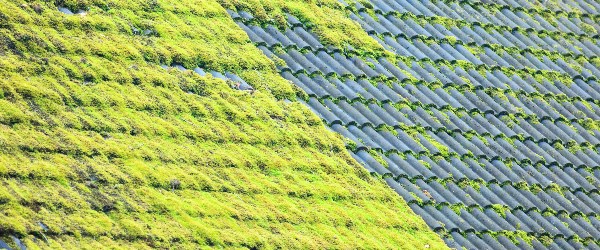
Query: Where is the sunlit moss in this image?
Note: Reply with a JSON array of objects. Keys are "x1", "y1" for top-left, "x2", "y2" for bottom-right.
[{"x1": 0, "y1": 0, "x2": 446, "y2": 249}]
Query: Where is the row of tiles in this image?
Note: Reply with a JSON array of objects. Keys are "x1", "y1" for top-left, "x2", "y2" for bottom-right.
[
  {"x1": 350, "y1": 10, "x2": 600, "y2": 61},
  {"x1": 404, "y1": 201, "x2": 600, "y2": 242},
  {"x1": 475, "y1": 0, "x2": 600, "y2": 15},
  {"x1": 444, "y1": 230, "x2": 598, "y2": 250},
  {"x1": 356, "y1": 0, "x2": 600, "y2": 37}
]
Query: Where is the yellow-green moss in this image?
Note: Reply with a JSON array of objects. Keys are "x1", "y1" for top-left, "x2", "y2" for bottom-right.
[
  {"x1": 219, "y1": 0, "x2": 389, "y2": 58},
  {"x1": 0, "y1": 0, "x2": 445, "y2": 249}
]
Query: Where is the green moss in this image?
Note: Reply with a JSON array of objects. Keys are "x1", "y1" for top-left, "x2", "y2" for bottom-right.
[
  {"x1": 444, "y1": 35, "x2": 458, "y2": 45},
  {"x1": 368, "y1": 149, "x2": 389, "y2": 168},
  {"x1": 419, "y1": 159, "x2": 431, "y2": 169},
  {"x1": 504, "y1": 230, "x2": 533, "y2": 246},
  {"x1": 581, "y1": 100, "x2": 594, "y2": 111},
  {"x1": 546, "y1": 183, "x2": 564, "y2": 196},
  {"x1": 466, "y1": 46, "x2": 484, "y2": 56},
  {"x1": 490, "y1": 204, "x2": 508, "y2": 218},
  {"x1": 425, "y1": 135, "x2": 450, "y2": 156},
  {"x1": 430, "y1": 16, "x2": 459, "y2": 28},
  {"x1": 542, "y1": 207, "x2": 557, "y2": 217},
  {"x1": 514, "y1": 181, "x2": 529, "y2": 190},
  {"x1": 530, "y1": 184, "x2": 543, "y2": 194},
  {"x1": 581, "y1": 23, "x2": 597, "y2": 34},
  {"x1": 344, "y1": 137, "x2": 358, "y2": 151},
  {"x1": 591, "y1": 57, "x2": 600, "y2": 68},
  {"x1": 410, "y1": 192, "x2": 423, "y2": 205},
  {"x1": 449, "y1": 203, "x2": 465, "y2": 215},
  {"x1": 538, "y1": 235, "x2": 554, "y2": 246},
  {"x1": 377, "y1": 125, "x2": 399, "y2": 136},
  {"x1": 0, "y1": 1, "x2": 447, "y2": 249},
  {"x1": 366, "y1": 62, "x2": 375, "y2": 69},
  {"x1": 457, "y1": 179, "x2": 481, "y2": 192},
  {"x1": 585, "y1": 176, "x2": 596, "y2": 185},
  {"x1": 553, "y1": 142, "x2": 565, "y2": 150}
]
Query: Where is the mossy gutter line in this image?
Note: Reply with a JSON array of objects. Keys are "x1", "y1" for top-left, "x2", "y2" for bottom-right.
[
  {"x1": 340, "y1": 6, "x2": 599, "y2": 62},
  {"x1": 348, "y1": 146, "x2": 600, "y2": 176},
  {"x1": 350, "y1": 7, "x2": 600, "y2": 42},
  {"x1": 406, "y1": 199, "x2": 599, "y2": 220},
  {"x1": 436, "y1": 226, "x2": 599, "y2": 247},
  {"x1": 360, "y1": 25, "x2": 599, "y2": 64},
  {"x1": 323, "y1": 118, "x2": 600, "y2": 152},
  {"x1": 441, "y1": 0, "x2": 600, "y2": 22},
  {"x1": 385, "y1": 174, "x2": 600, "y2": 201}
]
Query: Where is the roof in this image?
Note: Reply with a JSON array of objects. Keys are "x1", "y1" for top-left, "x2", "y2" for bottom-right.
[
  {"x1": 227, "y1": 0, "x2": 600, "y2": 248},
  {"x1": 0, "y1": 0, "x2": 446, "y2": 249}
]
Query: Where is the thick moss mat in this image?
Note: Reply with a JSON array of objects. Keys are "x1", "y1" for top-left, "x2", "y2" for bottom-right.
[{"x1": 0, "y1": 0, "x2": 445, "y2": 249}]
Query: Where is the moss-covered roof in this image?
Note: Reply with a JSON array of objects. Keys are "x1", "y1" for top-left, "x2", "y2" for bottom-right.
[
  {"x1": 224, "y1": 0, "x2": 600, "y2": 248},
  {"x1": 0, "y1": 0, "x2": 445, "y2": 248}
]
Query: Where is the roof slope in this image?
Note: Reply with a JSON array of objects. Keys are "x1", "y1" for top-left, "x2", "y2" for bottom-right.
[
  {"x1": 0, "y1": 0, "x2": 445, "y2": 249},
  {"x1": 227, "y1": 0, "x2": 600, "y2": 248}
]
